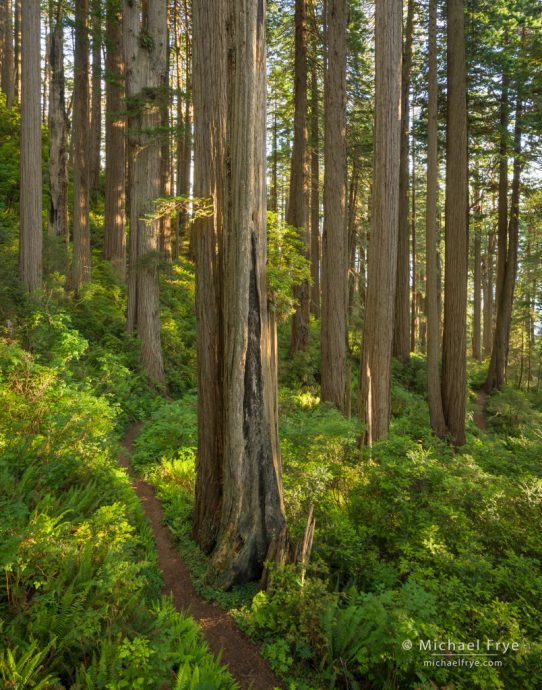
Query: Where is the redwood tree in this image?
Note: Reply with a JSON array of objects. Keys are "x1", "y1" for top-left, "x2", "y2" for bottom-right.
[
  {"x1": 19, "y1": 0, "x2": 42, "y2": 290},
  {"x1": 321, "y1": 0, "x2": 348, "y2": 413},
  {"x1": 441, "y1": 0, "x2": 468, "y2": 446},
  {"x1": 358, "y1": 0, "x2": 402, "y2": 443}
]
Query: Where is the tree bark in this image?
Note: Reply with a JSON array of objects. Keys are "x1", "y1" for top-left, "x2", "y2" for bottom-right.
[
  {"x1": 1, "y1": 0, "x2": 14, "y2": 107},
  {"x1": 472, "y1": 189, "x2": 482, "y2": 361},
  {"x1": 208, "y1": 0, "x2": 287, "y2": 589},
  {"x1": 124, "y1": 0, "x2": 166, "y2": 386},
  {"x1": 485, "y1": 96, "x2": 523, "y2": 392},
  {"x1": 482, "y1": 224, "x2": 495, "y2": 356},
  {"x1": 321, "y1": 0, "x2": 348, "y2": 412},
  {"x1": 359, "y1": 0, "x2": 402, "y2": 444},
  {"x1": 90, "y1": 0, "x2": 102, "y2": 196},
  {"x1": 47, "y1": 1, "x2": 69, "y2": 246},
  {"x1": 289, "y1": 0, "x2": 311, "y2": 355},
  {"x1": 309, "y1": 64, "x2": 320, "y2": 317},
  {"x1": 393, "y1": 0, "x2": 415, "y2": 363},
  {"x1": 19, "y1": 0, "x2": 42, "y2": 291},
  {"x1": 14, "y1": 0, "x2": 20, "y2": 101},
  {"x1": 104, "y1": 0, "x2": 126, "y2": 279},
  {"x1": 72, "y1": 0, "x2": 91, "y2": 291},
  {"x1": 441, "y1": 0, "x2": 468, "y2": 446},
  {"x1": 495, "y1": 69, "x2": 509, "y2": 315},
  {"x1": 425, "y1": 0, "x2": 446, "y2": 437},
  {"x1": 192, "y1": 0, "x2": 227, "y2": 554}
]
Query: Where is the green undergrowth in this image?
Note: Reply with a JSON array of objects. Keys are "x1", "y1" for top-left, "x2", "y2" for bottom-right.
[
  {"x1": 0, "y1": 336, "x2": 236, "y2": 689},
  {"x1": 132, "y1": 366, "x2": 542, "y2": 690}
]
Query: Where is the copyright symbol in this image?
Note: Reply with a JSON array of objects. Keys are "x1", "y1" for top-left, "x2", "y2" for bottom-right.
[{"x1": 402, "y1": 639, "x2": 413, "y2": 650}]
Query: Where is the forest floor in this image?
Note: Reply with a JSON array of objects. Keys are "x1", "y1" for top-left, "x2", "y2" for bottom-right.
[{"x1": 119, "y1": 423, "x2": 283, "y2": 690}]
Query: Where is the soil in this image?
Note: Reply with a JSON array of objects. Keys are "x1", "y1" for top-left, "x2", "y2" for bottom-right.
[
  {"x1": 119, "y1": 423, "x2": 284, "y2": 690},
  {"x1": 474, "y1": 390, "x2": 488, "y2": 431}
]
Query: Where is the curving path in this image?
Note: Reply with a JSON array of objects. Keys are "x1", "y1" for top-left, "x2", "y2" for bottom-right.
[{"x1": 119, "y1": 423, "x2": 283, "y2": 690}]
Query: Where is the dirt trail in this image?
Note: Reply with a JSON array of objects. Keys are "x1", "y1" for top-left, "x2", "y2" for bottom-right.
[
  {"x1": 474, "y1": 390, "x2": 488, "y2": 431},
  {"x1": 119, "y1": 423, "x2": 283, "y2": 690}
]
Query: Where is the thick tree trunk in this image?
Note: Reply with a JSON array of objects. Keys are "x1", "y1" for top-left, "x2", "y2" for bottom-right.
[
  {"x1": 104, "y1": 0, "x2": 126, "y2": 279},
  {"x1": 359, "y1": 0, "x2": 402, "y2": 444},
  {"x1": 485, "y1": 97, "x2": 522, "y2": 392},
  {"x1": 393, "y1": 0, "x2": 414, "y2": 362},
  {"x1": 1, "y1": 0, "x2": 14, "y2": 107},
  {"x1": 174, "y1": 0, "x2": 191, "y2": 258},
  {"x1": 441, "y1": 0, "x2": 468, "y2": 446},
  {"x1": 47, "y1": 3, "x2": 69, "y2": 245},
  {"x1": 192, "y1": 0, "x2": 227, "y2": 554},
  {"x1": 19, "y1": 0, "x2": 42, "y2": 291},
  {"x1": 208, "y1": 0, "x2": 287, "y2": 589},
  {"x1": 124, "y1": 0, "x2": 166, "y2": 386},
  {"x1": 347, "y1": 162, "x2": 360, "y2": 319},
  {"x1": 289, "y1": 0, "x2": 311, "y2": 355},
  {"x1": 309, "y1": 65, "x2": 320, "y2": 317},
  {"x1": 90, "y1": 0, "x2": 102, "y2": 196},
  {"x1": 424, "y1": 0, "x2": 446, "y2": 437},
  {"x1": 72, "y1": 0, "x2": 91, "y2": 291},
  {"x1": 321, "y1": 0, "x2": 348, "y2": 412}
]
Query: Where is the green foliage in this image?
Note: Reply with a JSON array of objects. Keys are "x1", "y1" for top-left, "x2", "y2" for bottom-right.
[
  {"x1": 0, "y1": 336, "x2": 235, "y2": 689},
  {"x1": 267, "y1": 212, "x2": 312, "y2": 320}
]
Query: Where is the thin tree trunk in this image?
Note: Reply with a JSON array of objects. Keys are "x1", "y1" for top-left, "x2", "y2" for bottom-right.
[
  {"x1": 359, "y1": 0, "x2": 402, "y2": 444},
  {"x1": 290, "y1": 0, "x2": 310, "y2": 355},
  {"x1": 192, "y1": 0, "x2": 226, "y2": 554},
  {"x1": 495, "y1": 69, "x2": 509, "y2": 315},
  {"x1": 72, "y1": 0, "x2": 91, "y2": 291},
  {"x1": 393, "y1": 0, "x2": 415, "y2": 362},
  {"x1": 483, "y1": 227, "x2": 495, "y2": 356},
  {"x1": 321, "y1": 0, "x2": 348, "y2": 412},
  {"x1": 270, "y1": 101, "x2": 279, "y2": 213},
  {"x1": 47, "y1": 1, "x2": 69, "y2": 246},
  {"x1": 309, "y1": 64, "x2": 320, "y2": 317},
  {"x1": 472, "y1": 184, "x2": 482, "y2": 361},
  {"x1": 209, "y1": 0, "x2": 287, "y2": 589},
  {"x1": 441, "y1": 0, "x2": 468, "y2": 446},
  {"x1": 161, "y1": 22, "x2": 173, "y2": 263},
  {"x1": 19, "y1": 0, "x2": 42, "y2": 291},
  {"x1": 124, "y1": 0, "x2": 166, "y2": 386},
  {"x1": 14, "y1": 0, "x2": 20, "y2": 101},
  {"x1": 104, "y1": 0, "x2": 126, "y2": 279},
  {"x1": 1, "y1": 0, "x2": 14, "y2": 107},
  {"x1": 485, "y1": 96, "x2": 523, "y2": 392},
  {"x1": 90, "y1": 0, "x2": 102, "y2": 196},
  {"x1": 411, "y1": 134, "x2": 417, "y2": 353}
]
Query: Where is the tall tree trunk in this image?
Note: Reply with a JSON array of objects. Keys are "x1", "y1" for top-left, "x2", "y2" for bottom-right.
[
  {"x1": 441, "y1": 0, "x2": 468, "y2": 446},
  {"x1": 90, "y1": 0, "x2": 102, "y2": 196},
  {"x1": 393, "y1": 0, "x2": 415, "y2": 362},
  {"x1": 72, "y1": 0, "x2": 91, "y2": 290},
  {"x1": 270, "y1": 101, "x2": 279, "y2": 213},
  {"x1": 19, "y1": 0, "x2": 42, "y2": 291},
  {"x1": 495, "y1": 70, "x2": 509, "y2": 315},
  {"x1": 425, "y1": 0, "x2": 447, "y2": 437},
  {"x1": 347, "y1": 162, "x2": 360, "y2": 319},
  {"x1": 1, "y1": 0, "x2": 14, "y2": 107},
  {"x1": 321, "y1": 0, "x2": 348, "y2": 412},
  {"x1": 47, "y1": 2, "x2": 69, "y2": 246},
  {"x1": 472, "y1": 186, "x2": 482, "y2": 361},
  {"x1": 160, "y1": 22, "x2": 172, "y2": 263},
  {"x1": 174, "y1": 0, "x2": 191, "y2": 258},
  {"x1": 13, "y1": 0, "x2": 20, "y2": 101},
  {"x1": 359, "y1": 0, "x2": 402, "y2": 443},
  {"x1": 192, "y1": 0, "x2": 226, "y2": 554},
  {"x1": 208, "y1": 0, "x2": 287, "y2": 589},
  {"x1": 485, "y1": 96, "x2": 523, "y2": 392},
  {"x1": 290, "y1": 0, "x2": 311, "y2": 355},
  {"x1": 104, "y1": 0, "x2": 126, "y2": 279},
  {"x1": 483, "y1": 226, "x2": 495, "y2": 356},
  {"x1": 124, "y1": 0, "x2": 166, "y2": 386},
  {"x1": 309, "y1": 65, "x2": 320, "y2": 317},
  {"x1": 410, "y1": 134, "x2": 417, "y2": 352}
]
